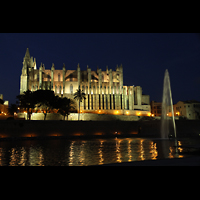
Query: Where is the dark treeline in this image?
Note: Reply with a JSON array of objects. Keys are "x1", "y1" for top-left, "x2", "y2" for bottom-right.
[{"x1": 11, "y1": 90, "x2": 76, "y2": 120}]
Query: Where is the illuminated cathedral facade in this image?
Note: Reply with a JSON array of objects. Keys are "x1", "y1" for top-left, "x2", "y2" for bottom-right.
[{"x1": 20, "y1": 48, "x2": 150, "y2": 115}]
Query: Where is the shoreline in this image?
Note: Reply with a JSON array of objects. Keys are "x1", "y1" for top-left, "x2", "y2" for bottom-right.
[
  {"x1": 0, "y1": 133, "x2": 142, "y2": 141},
  {"x1": 0, "y1": 119, "x2": 200, "y2": 140},
  {"x1": 99, "y1": 156, "x2": 200, "y2": 166}
]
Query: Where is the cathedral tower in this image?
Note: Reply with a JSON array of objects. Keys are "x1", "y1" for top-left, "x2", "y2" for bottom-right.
[
  {"x1": 20, "y1": 48, "x2": 37, "y2": 94},
  {"x1": 20, "y1": 48, "x2": 30, "y2": 94}
]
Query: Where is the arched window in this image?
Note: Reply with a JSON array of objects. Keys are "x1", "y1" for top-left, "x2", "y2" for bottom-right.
[
  {"x1": 70, "y1": 84, "x2": 73, "y2": 94},
  {"x1": 104, "y1": 86, "x2": 106, "y2": 94},
  {"x1": 82, "y1": 73, "x2": 84, "y2": 82},
  {"x1": 58, "y1": 73, "x2": 60, "y2": 82},
  {"x1": 82, "y1": 85, "x2": 85, "y2": 93},
  {"x1": 93, "y1": 85, "x2": 95, "y2": 94},
  {"x1": 86, "y1": 86, "x2": 88, "y2": 94},
  {"x1": 47, "y1": 73, "x2": 50, "y2": 81}
]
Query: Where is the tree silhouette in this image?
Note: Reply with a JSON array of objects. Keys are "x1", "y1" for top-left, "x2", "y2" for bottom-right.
[
  {"x1": 33, "y1": 90, "x2": 58, "y2": 120},
  {"x1": 7, "y1": 104, "x2": 18, "y2": 118},
  {"x1": 0, "y1": 99, "x2": 4, "y2": 105},
  {"x1": 57, "y1": 97, "x2": 75, "y2": 120},
  {"x1": 16, "y1": 90, "x2": 77, "y2": 120},
  {"x1": 0, "y1": 98, "x2": 4, "y2": 114},
  {"x1": 73, "y1": 86, "x2": 86, "y2": 121},
  {"x1": 17, "y1": 90, "x2": 36, "y2": 120}
]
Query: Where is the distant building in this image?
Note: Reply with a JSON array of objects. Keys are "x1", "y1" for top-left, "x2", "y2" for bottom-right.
[
  {"x1": 174, "y1": 100, "x2": 200, "y2": 120},
  {"x1": 20, "y1": 48, "x2": 151, "y2": 116},
  {"x1": 0, "y1": 94, "x2": 9, "y2": 114},
  {"x1": 150, "y1": 101, "x2": 162, "y2": 116}
]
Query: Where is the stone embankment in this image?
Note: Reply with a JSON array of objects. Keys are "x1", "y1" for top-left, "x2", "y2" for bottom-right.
[{"x1": 0, "y1": 119, "x2": 200, "y2": 140}]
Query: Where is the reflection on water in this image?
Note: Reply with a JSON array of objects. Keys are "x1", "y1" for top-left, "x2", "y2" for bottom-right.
[
  {"x1": 29, "y1": 146, "x2": 44, "y2": 166},
  {"x1": 0, "y1": 138, "x2": 196, "y2": 166},
  {"x1": 150, "y1": 142, "x2": 158, "y2": 160},
  {"x1": 99, "y1": 140, "x2": 104, "y2": 165}
]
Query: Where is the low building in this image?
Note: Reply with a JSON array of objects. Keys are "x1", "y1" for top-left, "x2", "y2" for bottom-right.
[
  {"x1": 150, "y1": 101, "x2": 162, "y2": 116},
  {"x1": 174, "y1": 100, "x2": 200, "y2": 120},
  {"x1": 0, "y1": 94, "x2": 9, "y2": 115}
]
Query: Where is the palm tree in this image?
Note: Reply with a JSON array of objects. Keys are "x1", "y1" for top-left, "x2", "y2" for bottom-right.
[{"x1": 73, "y1": 86, "x2": 86, "y2": 121}]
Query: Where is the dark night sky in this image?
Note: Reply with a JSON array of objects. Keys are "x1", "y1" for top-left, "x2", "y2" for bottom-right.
[{"x1": 1, "y1": 33, "x2": 200, "y2": 105}]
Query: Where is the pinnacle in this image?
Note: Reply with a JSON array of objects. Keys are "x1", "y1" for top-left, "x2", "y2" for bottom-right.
[{"x1": 25, "y1": 48, "x2": 30, "y2": 58}]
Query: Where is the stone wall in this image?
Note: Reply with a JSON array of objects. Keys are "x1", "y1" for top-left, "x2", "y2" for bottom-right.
[
  {"x1": 1, "y1": 119, "x2": 200, "y2": 139},
  {"x1": 18, "y1": 112, "x2": 144, "y2": 121},
  {"x1": 0, "y1": 120, "x2": 139, "y2": 138}
]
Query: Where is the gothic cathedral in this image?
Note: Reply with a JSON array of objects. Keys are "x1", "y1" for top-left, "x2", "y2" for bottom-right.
[{"x1": 20, "y1": 48, "x2": 150, "y2": 115}]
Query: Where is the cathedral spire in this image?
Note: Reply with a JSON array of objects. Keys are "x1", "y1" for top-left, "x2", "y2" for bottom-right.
[{"x1": 24, "y1": 48, "x2": 30, "y2": 59}]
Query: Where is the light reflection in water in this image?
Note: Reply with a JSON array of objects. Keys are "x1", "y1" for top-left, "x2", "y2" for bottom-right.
[
  {"x1": 168, "y1": 140, "x2": 184, "y2": 159},
  {"x1": 98, "y1": 140, "x2": 104, "y2": 165},
  {"x1": 139, "y1": 139, "x2": 145, "y2": 161},
  {"x1": 0, "y1": 138, "x2": 193, "y2": 166},
  {"x1": 116, "y1": 139, "x2": 122, "y2": 163},
  {"x1": 169, "y1": 146, "x2": 174, "y2": 158},
  {"x1": 150, "y1": 142, "x2": 158, "y2": 160},
  {"x1": 177, "y1": 141, "x2": 183, "y2": 158},
  {"x1": 69, "y1": 141, "x2": 75, "y2": 166},
  {"x1": 9, "y1": 148, "x2": 17, "y2": 166},
  {"x1": 29, "y1": 146, "x2": 44, "y2": 166},
  {"x1": 18, "y1": 147, "x2": 26, "y2": 166},
  {"x1": 0, "y1": 148, "x2": 3, "y2": 166},
  {"x1": 79, "y1": 141, "x2": 85, "y2": 166},
  {"x1": 128, "y1": 139, "x2": 132, "y2": 162}
]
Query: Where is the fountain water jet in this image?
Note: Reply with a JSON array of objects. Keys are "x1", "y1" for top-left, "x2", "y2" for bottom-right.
[{"x1": 161, "y1": 69, "x2": 176, "y2": 139}]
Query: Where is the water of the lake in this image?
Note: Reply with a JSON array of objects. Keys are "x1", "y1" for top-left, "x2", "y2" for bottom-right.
[{"x1": 0, "y1": 137, "x2": 198, "y2": 166}]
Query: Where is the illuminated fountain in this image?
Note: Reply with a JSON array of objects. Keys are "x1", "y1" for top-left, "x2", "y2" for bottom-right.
[{"x1": 161, "y1": 69, "x2": 176, "y2": 139}]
